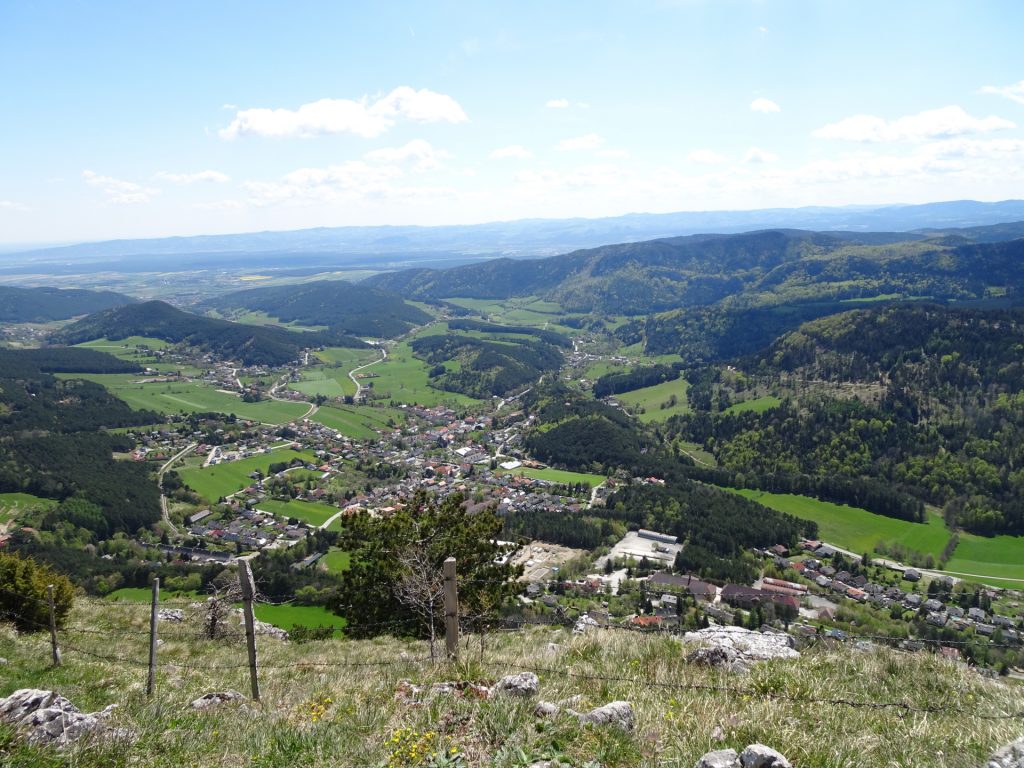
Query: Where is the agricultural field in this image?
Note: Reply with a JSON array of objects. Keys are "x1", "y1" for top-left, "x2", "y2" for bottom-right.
[
  {"x1": 443, "y1": 296, "x2": 584, "y2": 333},
  {"x1": 368, "y1": 335, "x2": 478, "y2": 407},
  {"x1": 731, "y1": 489, "x2": 950, "y2": 559},
  {"x1": 288, "y1": 346, "x2": 382, "y2": 399},
  {"x1": 60, "y1": 373, "x2": 308, "y2": 424},
  {"x1": 945, "y1": 534, "x2": 1024, "y2": 586},
  {"x1": 255, "y1": 498, "x2": 339, "y2": 528},
  {"x1": 310, "y1": 404, "x2": 402, "y2": 440},
  {"x1": 321, "y1": 548, "x2": 351, "y2": 573},
  {"x1": 616, "y1": 377, "x2": 691, "y2": 422},
  {"x1": 724, "y1": 395, "x2": 783, "y2": 415},
  {"x1": 503, "y1": 467, "x2": 606, "y2": 487},
  {"x1": 178, "y1": 448, "x2": 319, "y2": 502},
  {"x1": 77, "y1": 336, "x2": 170, "y2": 356},
  {"x1": 0, "y1": 492, "x2": 56, "y2": 526},
  {"x1": 106, "y1": 587, "x2": 203, "y2": 603},
  {"x1": 252, "y1": 603, "x2": 347, "y2": 631}
]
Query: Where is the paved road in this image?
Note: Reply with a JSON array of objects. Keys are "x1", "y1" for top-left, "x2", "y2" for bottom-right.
[
  {"x1": 348, "y1": 348, "x2": 387, "y2": 401},
  {"x1": 157, "y1": 442, "x2": 198, "y2": 536}
]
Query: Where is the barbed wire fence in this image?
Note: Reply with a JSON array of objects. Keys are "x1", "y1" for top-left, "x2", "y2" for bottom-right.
[{"x1": 1, "y1": 561, "x2": 1023, "y2": 723}]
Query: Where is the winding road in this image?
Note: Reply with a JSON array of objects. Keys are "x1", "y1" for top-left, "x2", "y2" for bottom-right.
[
  {"x1": 157, "y1": 442, "x2": 198, "y2": 535},
  {"x1": 348, "y1": 347, "x2": 388, "y2": 401}
]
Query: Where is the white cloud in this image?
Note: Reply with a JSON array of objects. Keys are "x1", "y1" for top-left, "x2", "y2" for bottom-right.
[
  {"x1": 489, "y1": 144, "x2": 533, "y2": 159},
  {"x1": 750, "y1": 97, "x2": 780, "y2": 113},
  {"x1": 155, "y1": 170, "x2": 230, "y2": 184},
  {"x1": 813, "y1": 105, "x2": 1015, "y2": 143},
  {"x1": 546, "y1": 98, "x2": 570, "y2": 109},
  {"x1": 366, "y1": 139, "x2": 450, "y2": 171},
  {"x1": 555, "y1": 133, "x2": 605, "y2": 151},
  {"x1": 688, "y1": 148, "x2": 727, "y2": 164},
  {"x1": 981, "y1": 80, "x2": 1024, "y2": 106},
  {"x1": 83, "y1": 170, "x2": 159, "y2": 204},
  {"x1": 743, "y1": 147, "x2": 778, "y2": 163},
  {"x1": 0, "y1": 200, "x2": 29, "y2": 212},
  {"x1": 220, "y1": 86, "x2": 468, "y2": 140}
]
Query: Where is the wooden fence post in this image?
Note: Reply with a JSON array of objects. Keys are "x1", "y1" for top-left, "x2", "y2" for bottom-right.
[
  {"x1": 47, "y1": 584, "x2": 61, "y2": 667},
  {"x1": 147, "y1": 578, "x2": 160, "y2": 697},
  {"x1": 237, "y1": 561, "x2": 261, "y2": 701},
  {"x1": 443, "y1": 557, "x2": 459, "y2": 662}
]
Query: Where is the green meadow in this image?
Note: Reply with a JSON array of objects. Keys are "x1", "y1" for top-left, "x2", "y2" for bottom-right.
[
  {"x1": 503, "y1": 467, "x2": 606, "y2": 487},
  {"x1": 252, "y1": 603, "x2": 347, "y2": 631},
  {"x1": 321, "y1": 548, "x2": 351, "y2": 573},
  {"x1": 178, "y1": 448, "x2": 319, "y2": 501},
  {"x1": 0, "y1": 492, "x2": 57, "y2": 525},
  {"x1": 60, "y1": 373, "x2": 308, "y2": 424},
  {"x1": 369, "y1": 333, "x2": 478, "y2": 407},
  {"x1": 724, "y1": 396, "x2": 783, "y2": 414},
  {"x1": 616, "y1": 378, "x2": 691, "y2": 422},
  {"x1": 310, "y1": 404, "x2": 402, "y2": 440}
]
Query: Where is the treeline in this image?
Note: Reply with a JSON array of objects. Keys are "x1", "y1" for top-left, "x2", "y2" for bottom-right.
[
  {"x1": 501, "y1": 508, "x2": 613, "y2": 550},
  {"x1": 0, "y1": 285, "x2": 134, "y2": 322},
  {"x1": 0, "y1": 375, "x2": 161, "y2": 433},
  {"x1": 0, "y1": 347, "x2": 142, "y2": 376},
  {"x1": 592, "y1": 364, "x2": 680, "y2": 398}
]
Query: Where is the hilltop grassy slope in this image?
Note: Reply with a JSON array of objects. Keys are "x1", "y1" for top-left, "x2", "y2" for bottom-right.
[{"x1": 1, "y1": 598, "x2": 1021, "y2": 767}]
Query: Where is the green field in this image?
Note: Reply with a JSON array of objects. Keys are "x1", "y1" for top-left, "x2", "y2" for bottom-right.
[
  {"x1": 252, "y1": 603, "x2": 347, "y2": 631},
  {"x1": 724, "y1": 396, "x2": 783, "y2": 414},
  {"x1": 106, "y1": 587, "x2": 203, "y2": 603},
  {"x1": 77, "y1": 336, "x2": 170, "y2": 355},
  {"x1": 256, "y1": 498, "x2": 339, "y2": 527},
  {"x1": 178, "y1": 448, "x2": 319, "y2": 502},
  {"x1": 504, "y1": 467, "x2": 606, "y2": 487},
  {"x1": 945, "y1": 534, "x2": 1024, "y2": 585},
  {"x1": 616, "y1": 378, "x2": 691, "y2": 422},
  {"x1": 731, "y1": 489, "x2": 951, "y2": 559},
  {"x1": 289, "y1": 346, "x2": 381, "y2": 399},
  {"x1": 310, "y1": 403, "x2": 402, "y2": 440},
  {"x1": 369, "y1": 332, "x2": 478, "y2": 407},
  {"x1": 61, "y1": 373, "x2": 308, "y2": 424},
  {"x1": 321, "y1": 548, "x2": 351, "y2": 572},
  {"x1": 0, "y1": 492, "x2": 57, "y2": 525}
]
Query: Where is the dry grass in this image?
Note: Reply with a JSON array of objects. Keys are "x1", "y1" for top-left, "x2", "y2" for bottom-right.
[{"x1": 1, "y1": 598, "x2": 1022, "y2": 767}]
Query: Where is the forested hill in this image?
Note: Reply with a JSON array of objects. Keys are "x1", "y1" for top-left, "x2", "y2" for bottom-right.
[
  {"x1": 364, "y1": 227, "x2": 1024, "y2": 316},
  {"x1": 201, "y1": 280, "x2": 431, "y2": 339},
  {"x1": 50, "y1": 301, "x2": 366, "y2": 366},
  {"x1": 0, "y1": 285, "x2": 134, "y2": 322}
]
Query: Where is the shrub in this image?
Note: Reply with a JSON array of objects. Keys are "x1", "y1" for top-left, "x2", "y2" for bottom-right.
[{"x1": 0, "y1": 551, "x2": 75, "y2": 632}]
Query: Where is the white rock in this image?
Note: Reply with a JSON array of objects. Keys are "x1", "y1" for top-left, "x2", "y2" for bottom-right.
[
  {"x1": 740, "y1": 743, "x2": 792, "y2": 768},
  {"x1": 988, "y1": 736, "x2": 1024, "y2": 768},
  {"x1": 157, "y1": 608, "x2": 184, "y2": 622},
  {"x1": 682, "y1": 626, "x2": 799, "y2": 663},
  {"x1": 493, "y1": 672, "x2": 539, "y2": 697},
  {"x1": 190, "y1": 690, "x2": 247, "y2": 710},
  {"x1": 695, "y1": 748, "x2": 741, "y2": 768},
  {"x1": 575, "y1": 700, "x2": 634, "y2": 731},
  {"x1": 0, "y1": 688, "x2": 117, "y2": 746}
]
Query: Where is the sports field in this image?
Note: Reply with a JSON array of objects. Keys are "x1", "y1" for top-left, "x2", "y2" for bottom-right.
[
  {"x1": 178, "y1": 448, "x2": 318, "y2": 501},
  {"x1": 617, "y1": 378, "x2": 691, "y2": 422},
  {"x1": 255, "y1": 498, "x2": 338, "y2": 527},
  {"x1": 503, "y1": 467, "x2": 606, "y2": 487},
  {"x1": 60, "y1": 373, "x2": 308, "y2": 424}
]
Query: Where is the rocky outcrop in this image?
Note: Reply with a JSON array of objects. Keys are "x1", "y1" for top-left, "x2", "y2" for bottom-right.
[
  {"x1": 694, "y1": 744, "x2": 792, "y2": 768},
  {"x1": 575, "y1": 700, "x2": 634, "y2": 731},
  {"x1": 493, "y1": 672, "x2": 540, "y2": 697},
  {"x1": 190, "y1": 690, "x2": 247, "y2": 710},
  {"x1": 683, "y1": 626, "x2": 799, "y2": 665},
  {"x1": 989, "y1": 736, "x2": 1024, "y2": 768},
  {"x1": 0, "y1": 689, "x2": 120, "y2": 746}
]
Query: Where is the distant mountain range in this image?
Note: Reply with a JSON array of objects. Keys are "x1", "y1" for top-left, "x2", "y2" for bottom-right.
[{"x1": 5, "y1": 200, "x2": 1024, "y2": 275}]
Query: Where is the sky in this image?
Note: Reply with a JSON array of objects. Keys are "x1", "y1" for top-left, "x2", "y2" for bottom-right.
[{"x1": 2, "y1": 0, "x2": 1024, "y2": 244}]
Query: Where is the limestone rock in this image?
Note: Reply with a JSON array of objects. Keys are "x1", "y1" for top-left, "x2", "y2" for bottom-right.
[
  {"x1": 493, "y1": 672, "x2": 539, "y2": 697},
  {"x1": 988, "y1": 736, "x2": 1024, "y2": 768},
  {"x1": 535, "y1": 700, "x2": 561, "y2": 718},
  {"x1": 190, "y1": 690, "x2": 247, "y2": 710},
  {"x1": 252, "y1": 618, "x2": 289, "y2": 641},
  {"x1": 575, "y1": 700, "x2": 634, "y2": 731},
  {"x1": 740, "y1": 744, "x2": 792, "y2": 768},
  {"x1": 695, "y1": 748, "x2": 740, "y2": 768},
  {"x1": 157, "y1": 608, "x2": 184, "y2": 622},
  {"x1": 574, "y1": 615, "x2": 599, "y2": 634},
  {"x1": 682, "y1": 626, "x2": 799, "y2": 664},
  {"x1": 0, "y1": 688, "x2": 117, "y2": 746},
  {"x1": 687, "y1": 646, "x2": 738, "y2": 667}
]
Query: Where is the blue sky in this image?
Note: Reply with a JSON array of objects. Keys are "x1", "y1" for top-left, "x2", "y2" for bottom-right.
[{"x1": 2, "y1": 0, "x2": 1024, "y2": 243}]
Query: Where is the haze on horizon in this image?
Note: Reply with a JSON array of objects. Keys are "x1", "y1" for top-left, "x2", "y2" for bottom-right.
[{"x1": 2, "y1": 0, "x2": 1024, "y2": 245}]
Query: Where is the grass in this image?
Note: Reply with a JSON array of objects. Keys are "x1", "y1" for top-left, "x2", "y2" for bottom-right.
[
  {"x1": 310, "y1": 403, "x2": 401, "y2": 440},
  {"x1": 106, "y1": 587, "x2": 203, "y2": 603},
  {"x1": 729, "y1": 488, "x2": 951, "y2": 559},
  {"x1": 945, "y1": 533, "x2": 1024, "y2": 584},
  {"x1": 289, "y1": 346, "x2": 382, "y2": 399},
  {"x1": 60, "y1": 373, "x2": 308, "y2": 424},
  {"x1": 616, "y1": 378, "x2": 690, "y2": 423},
  {"x1": 321, "y1": 548, "x2": 351, "y2": 572},
  {"x1": 369, "y1": 332, "x2": 478, "y2": 407},
  {"x1": 0, "y1": 598, "x2": 1021, "y2": 767},
  {"x1": 252, "y1": 603, "x2": 347, "y2": 631},
  {"x1": 256, "y1": 499, "x2": 339, "y2": 528},
  {"x1": 0, "y1": 493, "x2": 56, "y2": 525},
  {"x1": 723, "y1": 395, "x2": 782, "y2": 414},
  {"x1": 502, "y1": 467, "x2": 606, "y2": 487},
  {"x1": 178, "y1": 449, "x2": 319, "y2": 502}
]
